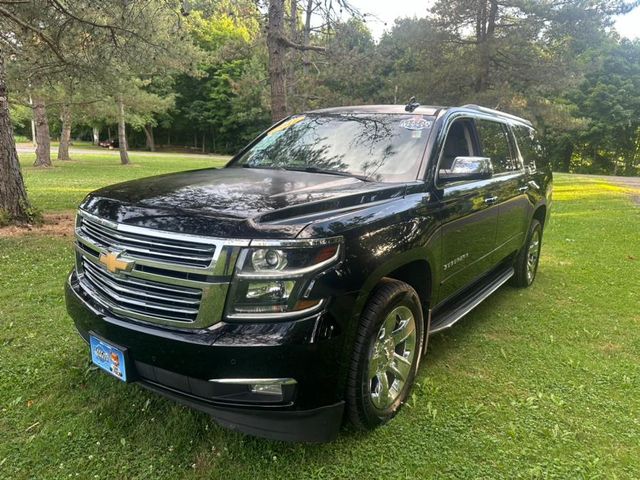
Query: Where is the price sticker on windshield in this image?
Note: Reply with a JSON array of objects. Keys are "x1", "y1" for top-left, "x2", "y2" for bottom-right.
[{"x1": 400, "y1": 118, "x2": 432, "y2": 131}]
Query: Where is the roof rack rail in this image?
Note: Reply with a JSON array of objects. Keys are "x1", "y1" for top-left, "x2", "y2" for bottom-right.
[{"x1": 460, "y1": 104, "x2": 532, "y2": 127}]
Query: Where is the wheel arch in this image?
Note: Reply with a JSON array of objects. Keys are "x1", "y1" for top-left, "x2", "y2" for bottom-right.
[
  {"x1": 352, "y1": 250, "x2": 435, "y2": 327},
  {"x1": 532, "y1": 203, "x2": 547, "y2": 230}
]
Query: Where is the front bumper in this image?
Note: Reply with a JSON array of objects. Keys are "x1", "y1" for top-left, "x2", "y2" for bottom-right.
[{"x1": 66, "y1": 271, "x2": 346, "y2": 443}]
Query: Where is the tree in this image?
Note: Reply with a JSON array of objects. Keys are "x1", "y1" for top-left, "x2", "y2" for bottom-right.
[
  {"x1": 121, "y1": 82, "x2": 175, "y2": 153},
  {"x1": 55, "y1": 80, "x2": 76, "y2": 161},
  {"x1": 32, "y1": 94, "x2": 51, "y2": 167},
  {"x1": 0, "y1": 47, "x2": 32, "y2": 224},
  {"x1": 0, "y1": 0, "x2": 201, "y2": 223},
  {"x1": 428, "y1": 0, "x2": 638, "y2": 107},
  {"x1": 170, "y1": 5, "x2": 270, "y2": 153},
  {"x1": 567, "y1": 39, "x2": 640, "y2": 174},
  {"x1": 57, "y1": 102, "x2": 72, "y2": 160},
  {"x1": 265, "y1": 0, "x2": 361, "y2": 122},
  {"x1": 267, "y1": 0, "x2": 293, "y2": 122}
]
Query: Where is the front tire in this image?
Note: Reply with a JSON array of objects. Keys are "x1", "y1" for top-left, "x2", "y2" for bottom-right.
[
  {"x1": 511, "y1": 218, "x2": 543, "y2": 288},
  {"x1": 346, "y1": 279, "x2": 424, "y2": 431}
]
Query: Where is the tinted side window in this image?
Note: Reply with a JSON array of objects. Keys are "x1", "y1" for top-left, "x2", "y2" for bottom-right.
[
  {"x1": 475, "y1": 119, "x2": 518, "y2": 174},
  {"x1": 513, "y1": 125, "x2": 543, "y2": 171}
]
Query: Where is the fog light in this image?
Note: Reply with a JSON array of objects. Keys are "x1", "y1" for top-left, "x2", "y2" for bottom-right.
[
  {"x1": 208, "y1": 378, "x2": 297, "y2": 404},
  {"x1": 250, "y1": 383, "x2": 283, "y2": 397}
]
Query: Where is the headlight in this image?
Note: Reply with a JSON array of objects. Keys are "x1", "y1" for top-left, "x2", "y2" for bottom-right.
[{"x1": 225, "y1": 237, "x2": 342, "y2": 320}]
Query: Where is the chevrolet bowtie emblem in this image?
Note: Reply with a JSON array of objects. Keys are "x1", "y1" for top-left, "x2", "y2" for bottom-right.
[{"x1": 99, "y1": 251, "x2": 134, "y2": 274}]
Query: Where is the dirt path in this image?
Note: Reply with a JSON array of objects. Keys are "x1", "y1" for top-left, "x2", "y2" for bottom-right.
[
  {"x1": 15, "y1": 144, "x2": 229, "y2": 160},
  {"x1": 0, "y1": 212, "x2": 75, "y2": 238}
]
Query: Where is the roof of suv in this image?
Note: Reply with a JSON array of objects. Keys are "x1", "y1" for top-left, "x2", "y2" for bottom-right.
[
  {"x1": 307, "y1": 105, "x2": 442, "y2": 116},
  {"x1": 305, "y1": 104, "x2": 533, "y2": 127}
]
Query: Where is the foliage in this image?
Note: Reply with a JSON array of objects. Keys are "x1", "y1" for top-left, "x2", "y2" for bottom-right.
[
  {"x1": 566, "y1": 39, "x2": 640, "y2": 175},
  {"x1": 3, "y1": 0, "x2": 640, "y2": 172},
  {"x1": 163, "y1": 3, "x2": 270, "y2": 153},
  {"x1": 2, "y1": 164, "x2": 640, "y2": 477},
  {"x1": 8, "y1": 103, "x2": 32, "y2": 130}
]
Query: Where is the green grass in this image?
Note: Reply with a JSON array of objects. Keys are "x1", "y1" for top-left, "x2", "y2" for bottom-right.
[
  {"x1": 18, "y1": 152, "x2": 229, "y2": 212},
  {"x1": 1, "y1": 158, "x2": 639, "y2": 479}
]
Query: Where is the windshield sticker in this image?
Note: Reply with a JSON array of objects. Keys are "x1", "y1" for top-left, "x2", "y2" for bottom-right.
[
  {"x1": 411, "y1": 130, "x2": 423, "y2": 139},
  {"x1": 267, "y1": 115, "x2": 306, "y2": 136},
  {"x1": 400, "y1": 119, "x2": 432, "y2": 131}
]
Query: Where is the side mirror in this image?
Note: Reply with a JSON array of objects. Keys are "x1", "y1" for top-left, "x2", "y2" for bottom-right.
[{"x1": 439, "y1": 156, "x2": 493, "y2": 183}]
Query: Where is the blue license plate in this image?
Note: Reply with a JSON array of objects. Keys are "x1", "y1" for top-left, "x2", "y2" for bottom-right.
[{"x1": 90, "y1": 335, "x2": 127, "y2": 382}]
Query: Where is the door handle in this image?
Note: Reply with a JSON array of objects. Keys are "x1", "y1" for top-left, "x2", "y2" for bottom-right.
[
  {"x1": 484, "y1": 196, "x2": 498, "y2": 205},
  {"x1": 518, "y1": 186, "x2": 529, "y2": 193}
]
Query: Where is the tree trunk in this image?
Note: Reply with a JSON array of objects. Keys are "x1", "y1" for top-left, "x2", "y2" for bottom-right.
[
  {"x1": 32, "y1": 96, "x2": 52, "y2": 167},
  {"x1": 202, "y1": 133, "x2": 205, "y2": 153},
  {"x1": 302, "y1": 0, "x2": 313, "y2": 75},
  {"x1": 57, "y1": 102, "x2": 72, "y2": 161},
  {"x1": 117, "y1": 95, "x2": 130, "y2": 165},
  {"x1": 0, "y1": 49, "x2": 33, "y2": 224},
  {"x1": 92, "y1": 126, "x2": 100, "y2": 145},
  {"x1": 143, "y1": 124, "x2": 155, "y2": 152},
  {"x1": 287, "y1": 0, "x2": 298, "y2": 105},
  {"x1": 268, "y1": 0, "x2": 288, "y2": 122},
  {"x1": 474, "y1": 0, "x2": 498, "y2": 93},
  {"x1": 29, "y1": 94, "x2": 36, "y2": 146}
]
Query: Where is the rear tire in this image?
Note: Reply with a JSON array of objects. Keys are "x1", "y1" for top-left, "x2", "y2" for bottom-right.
[
  {"x1": 511, "y1": 219, "x2": 542, "y2": 288},
  {"x1": 346, "y1": 279, "x2": 424, "y2": 431}
]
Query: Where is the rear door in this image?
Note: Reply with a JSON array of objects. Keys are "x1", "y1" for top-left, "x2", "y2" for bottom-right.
[
  {"x1": 434, "y1": 116, "x2": 499, "y2": 304},
  {"x1": 474, "y1": 118, "x2": 530, "y2": 263}
]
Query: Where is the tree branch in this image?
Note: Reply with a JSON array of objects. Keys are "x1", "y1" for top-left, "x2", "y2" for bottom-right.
[
  {"x1": 49, "y1": 0, "x2": 161, "y2": 48},
  {"x1": 0, "y1": 6, "x2": 66, "y2": 62},
  {"x1": 277, "y1": 35, "x2": 325, "y2": 52}
]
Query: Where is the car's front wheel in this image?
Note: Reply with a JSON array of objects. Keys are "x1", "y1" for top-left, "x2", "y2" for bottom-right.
[{"x1": 346, "y1": 279, "x2": 424, "y2": 430}]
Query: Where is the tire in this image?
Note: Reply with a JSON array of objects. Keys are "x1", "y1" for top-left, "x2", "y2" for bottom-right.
[
  {"x1": 511, "y1": 218, "x2": 543, "y2": 288},
  {"x1": 346, "y1": 279, "x2": 424, "y2": 431}
]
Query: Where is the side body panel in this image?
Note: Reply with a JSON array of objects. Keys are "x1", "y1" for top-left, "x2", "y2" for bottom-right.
[
  {"x1": 433, "y1": 180, "x2": 499, "y2": 304},
  {"x1": 492, "y1": 171, "x2": 530, "y2": 262}
]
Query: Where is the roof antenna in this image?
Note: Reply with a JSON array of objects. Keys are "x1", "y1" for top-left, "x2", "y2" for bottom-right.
[{"x1": 405, "y1": 96, "x2": 420, "y2": 112}]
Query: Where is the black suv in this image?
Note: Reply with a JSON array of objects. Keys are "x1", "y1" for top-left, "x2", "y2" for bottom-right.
[{"x1": 65, "y1": 104, "x2": 552, "y2": 442}]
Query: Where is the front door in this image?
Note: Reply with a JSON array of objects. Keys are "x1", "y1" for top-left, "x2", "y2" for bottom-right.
[{"x1": 434, "y1": 118, "x2": 499, "y2": 304}]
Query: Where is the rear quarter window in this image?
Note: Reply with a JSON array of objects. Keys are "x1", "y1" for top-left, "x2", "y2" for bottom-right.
[{"x1": 512, "y1": 125, "x2": 543, "y2": 172}]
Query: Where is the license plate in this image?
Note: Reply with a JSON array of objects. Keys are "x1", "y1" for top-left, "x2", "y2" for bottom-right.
[{"x1": 90, "y1": 335, "x2": 127, "y2": 382}]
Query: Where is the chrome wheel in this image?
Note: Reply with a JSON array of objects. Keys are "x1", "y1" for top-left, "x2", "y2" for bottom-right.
[
  {"x1": 368, "y1": 305, "x2": 417, "y2": 410},
  {"x1": 526, "y1": 229, "x2": 541, "y2": 284}
]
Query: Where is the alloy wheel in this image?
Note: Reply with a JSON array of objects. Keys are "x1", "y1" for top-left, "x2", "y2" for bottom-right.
[
  {"x1": 368, "y1": 305, "x2": 417, "y2": 410},
  {"x1": 526, "y1": 229, "x2": 541, "y2": 284}
]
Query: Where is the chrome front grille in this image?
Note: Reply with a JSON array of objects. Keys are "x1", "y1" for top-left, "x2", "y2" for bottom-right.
[
  {"x1": 78, "y1": 214, "x2": 216, "y2": 268},
  {"x1": 82, "y1": 259, "x2": 201, "y2": 322},
  {"x1": 74, "y1": 210, "x2": 249, "y2": 329}
]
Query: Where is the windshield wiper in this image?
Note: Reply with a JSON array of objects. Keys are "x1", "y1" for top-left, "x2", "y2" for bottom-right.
[{"x1": 282, "y1": 166, "x2": 373, "y2": 182}]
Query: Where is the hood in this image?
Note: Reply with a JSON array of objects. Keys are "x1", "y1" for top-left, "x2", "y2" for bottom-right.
[{"x1": 81, "y1": 167, "x2": 407, "y2": 238}]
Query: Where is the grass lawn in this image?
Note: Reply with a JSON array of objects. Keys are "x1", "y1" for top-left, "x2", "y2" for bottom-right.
[
  {"x1": 17, "y1": 152, "x2": 230, "y2": 212},
  {"x1": 1, "y1": 155, "x2": 639, "y2": 479}
]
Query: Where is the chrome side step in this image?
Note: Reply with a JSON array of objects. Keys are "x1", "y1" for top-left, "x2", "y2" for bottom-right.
[{"x1": 429, "y1": 267, "x2": 514, "y2": 334}]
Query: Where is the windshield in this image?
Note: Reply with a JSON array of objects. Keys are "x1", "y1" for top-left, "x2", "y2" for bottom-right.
[{"x1": 230, "y1": 113, "x2": 434, "y2": 182}]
